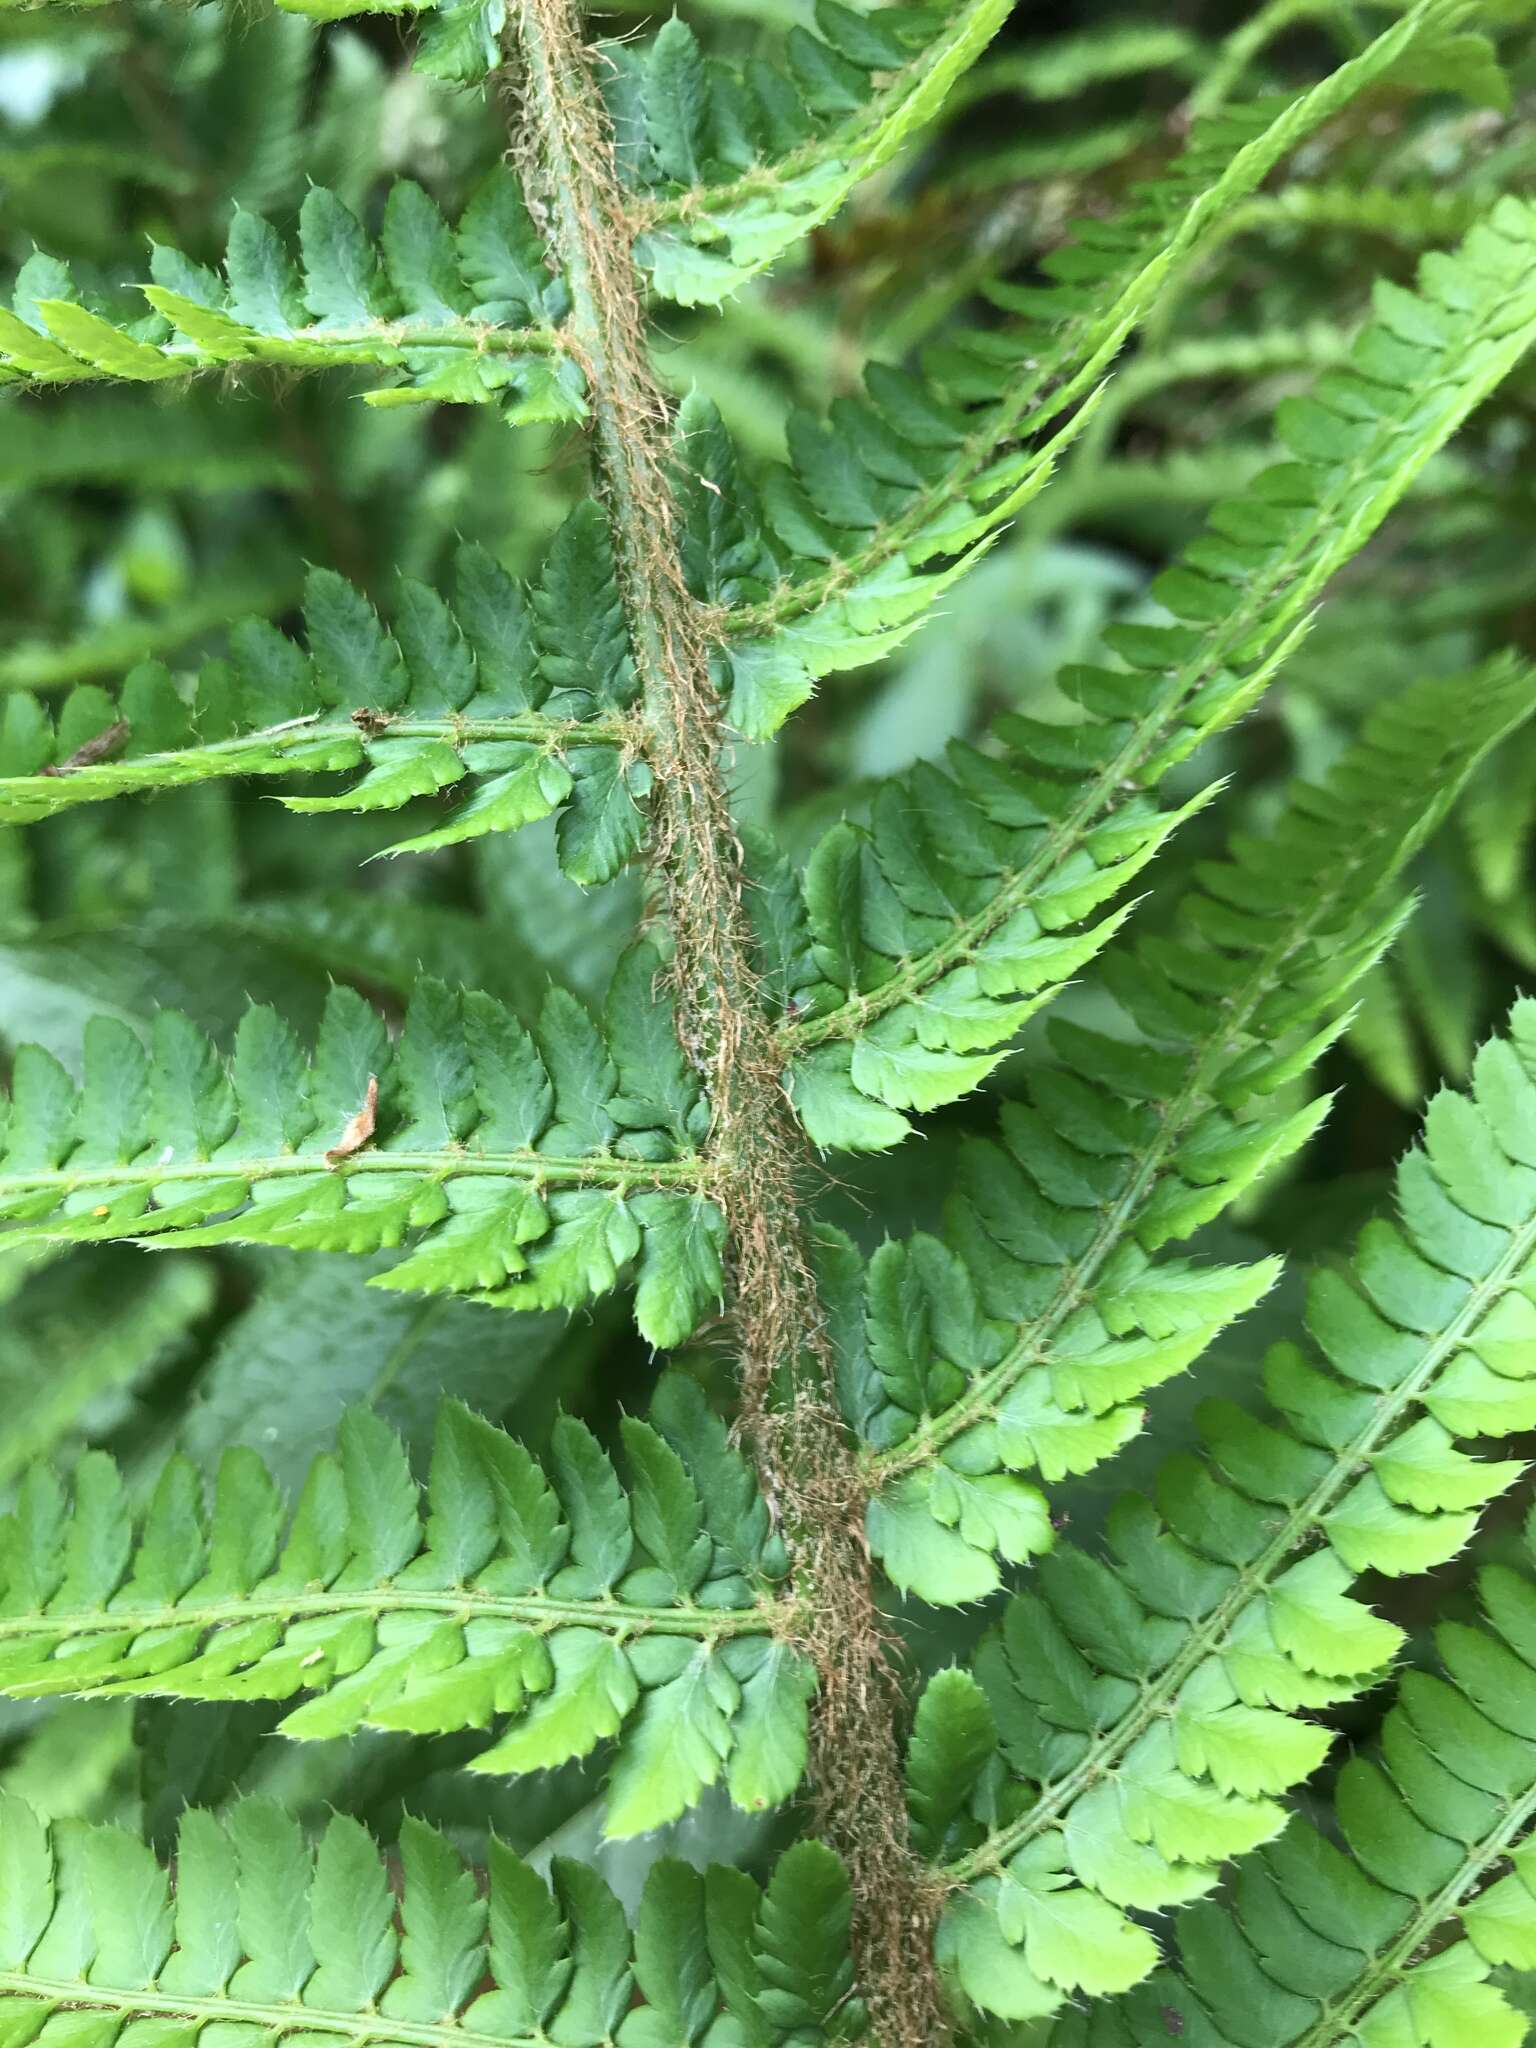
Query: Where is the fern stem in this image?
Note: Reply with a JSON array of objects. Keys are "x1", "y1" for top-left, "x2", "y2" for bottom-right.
[
  {"x1": 237, "y1": 714, "x2": 623, "y2": 749},
  {"x1": 505, "y1": 6, "x2": 951, "y2": 2036},
  {"x1": 0, "y1": 714, "x2": 632, "y2": 813},
  {"x1": 143, "y1": 318, "x2": 566, "y2": 379}
]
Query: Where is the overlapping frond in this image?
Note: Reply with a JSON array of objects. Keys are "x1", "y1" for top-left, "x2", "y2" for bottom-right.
[
  {"x1": 844, "y1": 656, "x2": 1536, "y2": 1601},
  {"x1": 705, "y1": 0, "x2": 1464, "y2": 742},
  {"x1": 0, "y1": 520, "x2": 651, "y2": 878},
  {"x1": 179, "y1": 0, "x2": 1010, "y2": 262},
  {"x1": 621, "y1": 0, "x2": 1013, "y2": 307},
  {"x1": 0, "y1": 952, "x2": 726, "y2": 1345},
  {"x1": 1057, "y1": 1524, "x2": 1536, "y2": 2047},
  {"x1": 920, "y1": 994, "x2": 1536, "y2": 2022},
  {"x1": 0, "y1": 1800, "x2": 856, "y2": 2043},
  {"x1": 0, "y1": 169, "x2": 583, "y2": 423},
  {"x1": 754, "y1": 200, "x2": 1536, "y2": 1146},
  {"x1": 0, "y1": 1383, "x2": 810, "y2": 1835},
  {"x1": 0, "y1": 1257, "x2": 215, "y2": 1490}
]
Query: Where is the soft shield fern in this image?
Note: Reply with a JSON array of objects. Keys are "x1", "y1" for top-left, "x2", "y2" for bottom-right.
[{"x1": 3, "y1": 2, "x2": 1536, "y2": 2045}]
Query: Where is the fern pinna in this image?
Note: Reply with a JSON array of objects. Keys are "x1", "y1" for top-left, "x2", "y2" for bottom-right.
[{"x1": 2, "y1": 0, "x2": 1536, "y2": 2043}]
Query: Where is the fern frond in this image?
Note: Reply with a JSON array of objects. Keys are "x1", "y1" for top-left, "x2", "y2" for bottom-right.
[
  {"x1": 1063, "y1": 1528, "x2": 1536, "y2": 2047},
  {"x1": 1226, "y1": 178, "x2": 1495, "y2": 252},
  {"x1": 925, "y1": 990, "x2": 1536, "y2": 2019},
  {"x1": 1070, "y1": 319, "x2": 1352, "y2": 468},
  {"x1": 709, "y1": 1, "x2": 1462, "y2": 741},
  {"x1": 0, "y1": 1256, "x2": 214, "y2": 1489},
  {"x1": 0, "y1": 1799, "x2": 855, "y2": 2040},
  {"x1": 0, "y1": 954, "x2": 726, "y2": 1345},
  {"x1": 0, "y1": 1383, "x2": 810, "y2": 1834},
  {"x1": 0, "y1": 570, "x2": 304, "y2": 697},
  {"x1": 847, "y1": 655, "x2": 1536, "y2": 1601},
  {"x1": 0, "y1": 391, "x2": 304, "y2": 493},
  {"x1": 0, "y1": 524, "x2": 650, "y2": 880},
  {"x1": 953, "y1": 23, "x2": 1206, "y2": 109},
  {"x1": 624, "y1": 0, "x2": 1013, "y2": 307},
  {"x1": 0, "y1": 169, "x2": 583, "y2": 424},
  {"x1": 765, "y1": 201, "x2": 1536, "y2": 1148}
]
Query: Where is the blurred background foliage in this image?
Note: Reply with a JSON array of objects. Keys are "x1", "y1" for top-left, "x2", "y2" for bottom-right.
[{"x1": 1, "y1": 0, "x2": 1534, "y2": 1916}]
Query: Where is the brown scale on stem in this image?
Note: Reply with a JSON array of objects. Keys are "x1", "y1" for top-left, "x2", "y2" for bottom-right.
[{"x1": 502, "y1": 4, "x2": 952, "y2": 2039}]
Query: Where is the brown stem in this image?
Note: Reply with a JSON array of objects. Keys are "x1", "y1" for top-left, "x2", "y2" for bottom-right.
[{"x1": 503, "y1": 5, "x2": 949, "y2": 2038}]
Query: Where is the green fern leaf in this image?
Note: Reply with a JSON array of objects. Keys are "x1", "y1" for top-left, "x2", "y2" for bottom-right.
[
  {"x1": 0, "y1": 168, "x2": 580, "y2": 421},
  {"x1": 1054, "y1": 1524, "x2": 1536, "y2": 2047},
  {"x1": 709, "y1": 1, "x2": 1466, "y2": 743},
  {"x1": 845, "y1": 657, "x2": 1536, "y2": 1601},
  {"x1": 769, "y1": 202, "x2": 1536, "y2": 1143},
  {"x1": 0, "y1": 1387, "x2": 806, "y2": 1832},
  {"x1": 630, "y1": 0, "x2": 1013, "y2": 308},
  {"x1": 0, "y1": 529, "x2": 647, "y2": 881},
  {"x1": 0, "y1": 1792, "x2": 855, "y2": 2043},
  {"x1": 0, "y1": 958, "x2": 723, "y2": 1342},
  {"x1": 927, "y1": 989, "x2": 1536, "y2": 2016}
]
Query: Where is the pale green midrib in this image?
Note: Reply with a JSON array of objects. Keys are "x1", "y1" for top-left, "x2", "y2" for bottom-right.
[
  {"x1": 866, "y1": 756, "x2": 1411, "y2": 1488},
  {"x1": 725, "y1": 0, "x2": 1445, "y2": 646},
  {"x1": 782, "y1": 254, "x2": 1525, "y2": 1061},
  {"x1": 0, "y1": 1977, "x2": 545, "y2": 2048},
  {"x1": 946, "y1": 1196, "x2": 1536, "y2": 1888},
  {"x1": 0, "y1": 1580, "x2": 773, "y2": 1652},
  {"x1": 0, "y1": 1147, "x2": 714, "y2": 1201},
  {"x1": 228, "y1": 317, "x2": 561, "y2": 357},
  {"x1": 634, "y1": 0, "x2": 1007, "y2": 229},
  {"x1": 29, "y1": 316, "x2": 565, "y2": 376},
  {"x1": 1288, "y1": 1788, "x2": 1536, "y2": 2048},
  {"x1": 0, "y1": 711, "x2": 633, "y2": 798}
]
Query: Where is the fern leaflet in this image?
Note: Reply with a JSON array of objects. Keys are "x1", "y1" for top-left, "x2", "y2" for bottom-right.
[
  {"x1": 837, "y1": 657, "x2": 1536, "y2": 1603},
  {"x1": 0, "y1": 1382, "x2": 810, "y2": 1836},
  {"x1": 0, "y1": 521, "x2": 648, "y2": 880},
  {"x1": 1055, "y1": 1525, "x2": 1536, "y2": 2045},
  {"x1": 764, "y1": 200, "x2": 1536, "y2": 1145},
  {"x1": 0, "y1": 954, "x2": 725, "y2": 1345},
  {"x1": 0, "y1": 1799, "x2": 855, "y2": 2043},
  {"x1": 925, "y1": 990, "x2": 1536, "y2": 2018},
  {"x1": 0, "y1": 170, "x2": 582, "y2": 423},
  {"x1": 707, "y1": 0, "x2": 1464, "y2": 742}
]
